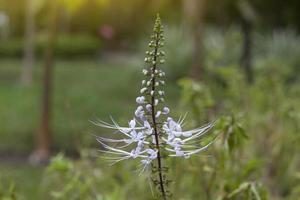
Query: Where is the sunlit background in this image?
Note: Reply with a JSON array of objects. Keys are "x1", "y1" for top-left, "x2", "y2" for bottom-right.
[{"x1": 0, "y1": 0, "x2": 300, "y2": 199}]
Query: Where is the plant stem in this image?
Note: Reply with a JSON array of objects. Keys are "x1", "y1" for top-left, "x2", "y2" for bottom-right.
[{"x1": 150, "y1": 31, "x2": 167, "y2": 200}]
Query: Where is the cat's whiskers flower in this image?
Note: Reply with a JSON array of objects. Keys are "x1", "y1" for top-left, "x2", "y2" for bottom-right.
[{"x1": 94, "y1": 14, "x2": 217, "y2": 200}]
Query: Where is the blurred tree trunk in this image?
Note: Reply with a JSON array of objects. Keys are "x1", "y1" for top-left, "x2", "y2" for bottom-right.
[
  {"x1": 238, "y1": 0, "x2": 256, "y2": 84},
  {"x1": 20, "y1": 0, "x2": 35, "y2": 85},
  {"x1": 241, "y1": 20, "x2": 253, "y2": 83},
  {"x1": 183, "y1": 0, "x2": 206, "y2": 80},
  {"x1": 59, "y1": 8, "x2": 71, "y2": 33},
  {"x1": 30, "y1": 0, "x2": 58, "y2": 164}
]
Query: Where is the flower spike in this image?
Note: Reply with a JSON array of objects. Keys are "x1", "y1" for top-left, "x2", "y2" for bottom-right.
[{"x1": 94, "y1": 15, "x2": 216, "y2": 200}]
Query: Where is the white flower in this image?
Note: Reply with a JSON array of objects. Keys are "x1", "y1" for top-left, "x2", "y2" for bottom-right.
[
  {"x1": 139, "y1": 149, "x2": 158, "y2": 174},
  {"x1": 135, "y1": 106, "x2": 146, "y2": 121},
  {"x1": 162, "y1": 118, "x2": 215, "y2": 159},
  {"x1": 162, "y1": 107, "x2": 169, "y2": 114},
  {"x1": 146, "y1": 104, "x2": 152, "y2": 111},
  {"x1": 136, "y1": 96, "x2": 146, "y2": 104},
  {"x1": 129, "y1": 119, "x2": 136, "y2": 129},
  {"x1": 143, "y1": 121, "x2": 153, "y2": 135},
  {"x1": 94, "y1": 117, "x2": 152, "y2": 165},
  {"x1": 155, "y1": 111, "x2": 161, "y2": 118},
  {"x1": 140, "y1": 87, "x2": 147, "y2": 94}
]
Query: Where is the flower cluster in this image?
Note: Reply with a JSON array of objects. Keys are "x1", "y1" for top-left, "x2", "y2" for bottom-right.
[
  {"x1": 94, "y1": 15, "x2": 215, "y2": 199},
  {"x1": 95, "y1": 14, "x2": 214, "y2": 171}
]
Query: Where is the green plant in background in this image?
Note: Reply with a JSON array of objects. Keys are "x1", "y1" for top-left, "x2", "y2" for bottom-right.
[
  {"x1": 0, "y1": 34, "x2": 101, "y2": 58},
  {"x1": 43, "y1": 150, "x2": 154, "y2": 200},
  {"x1": 37, "y1": 34, "x2": 101, "y2": 58},
  {"x1": 203, "y1": 27, "x2": 243, "y2": 68},
  {"x1": 44, "y1": 153, "x2": 105, "y2": 200},
  {"x1": 221, "y1": 182, "x2": 266, "y2": 200},
  {"x1": 0, "y1": 177, "x2": 17, "y2": 200},
  {"x1": 162, "y1": 26, "x2": 193, "y2": 80},
  {"x1": 254, "y1": 30, "x2": 300, "y2": 83},
  {"x1": 178, "y1": 78, "x2": 215, "y2": 124},
  {"x1": 0, "y1": 39, "x2": 24, "y2": 57},
  {"x1": 176, "y1": 31, "x2": 300, "y2": 197},
  {"x1": 177, "y1": 74, "x2": 269, "y2": 199}
]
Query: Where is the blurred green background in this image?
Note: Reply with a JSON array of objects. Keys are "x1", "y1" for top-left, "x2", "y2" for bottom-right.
[{"x1": 0, "y1": 0, "x2": 300, "y2": 199}]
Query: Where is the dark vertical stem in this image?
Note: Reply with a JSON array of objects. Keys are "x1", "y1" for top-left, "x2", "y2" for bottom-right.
[
  {"x1": 151, "y1": 32, "x2": 167, "y2": 200},
  {"x1": 241, "y1": 20, "x2": 253, "y2": 84}
]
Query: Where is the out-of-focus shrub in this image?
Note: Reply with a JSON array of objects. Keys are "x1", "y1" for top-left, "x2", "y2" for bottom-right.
[
  {"x1": 0, "y1": 34, "x2": 101, "y2": 58},
  {"x1": 204, "y1": 27, "x2": 243, "y2": 68},
  {"x1": 37, "y1": 34, "x2": 101, "y2": 58},
  {"x1": 175, "y1": 28, "x2": 300, "y2": 198},
  {"x1": 177, "y1": 59, "x2": 300, "y2": 199},
  {"x1": 254, "y1": 30, "x2": 300, "y2": 83},
  {"x1": 178, "y1": 78, "x2": 214, "y2": 124},
  {"x1": 163, "y1": 25, "x2": 193, "y2": 80},
  {"x1": 0, "y1": 177, "x2": 18, "y2": 200},
  {"x1": 42, "y1": 151, "x2": 153, "y2": 200},
  {"x1": 0, "y1": 39, "x2": 24, "y2": 57}
]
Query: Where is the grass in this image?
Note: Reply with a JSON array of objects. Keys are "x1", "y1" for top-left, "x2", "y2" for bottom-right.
[{"x1": 0, "y1": 163, "x2": 43, "y2": 199}]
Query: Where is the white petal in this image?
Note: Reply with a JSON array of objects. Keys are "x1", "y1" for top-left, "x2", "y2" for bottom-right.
[
  {"x1": 162, "y1": 107, "x2": 169, "y2": 114},
  {"x1": 155, "y1": 111, "x2": 161, "y2": 118},
  {"x1": 146, "y1": 104, "x2": 152, "y2": 111},
  {"x1": 129, "y1": 119, "x2": 136, "y2": 128},
  {"x1": 182, "y1": 122, "x2": 214, "y2": 143}
]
